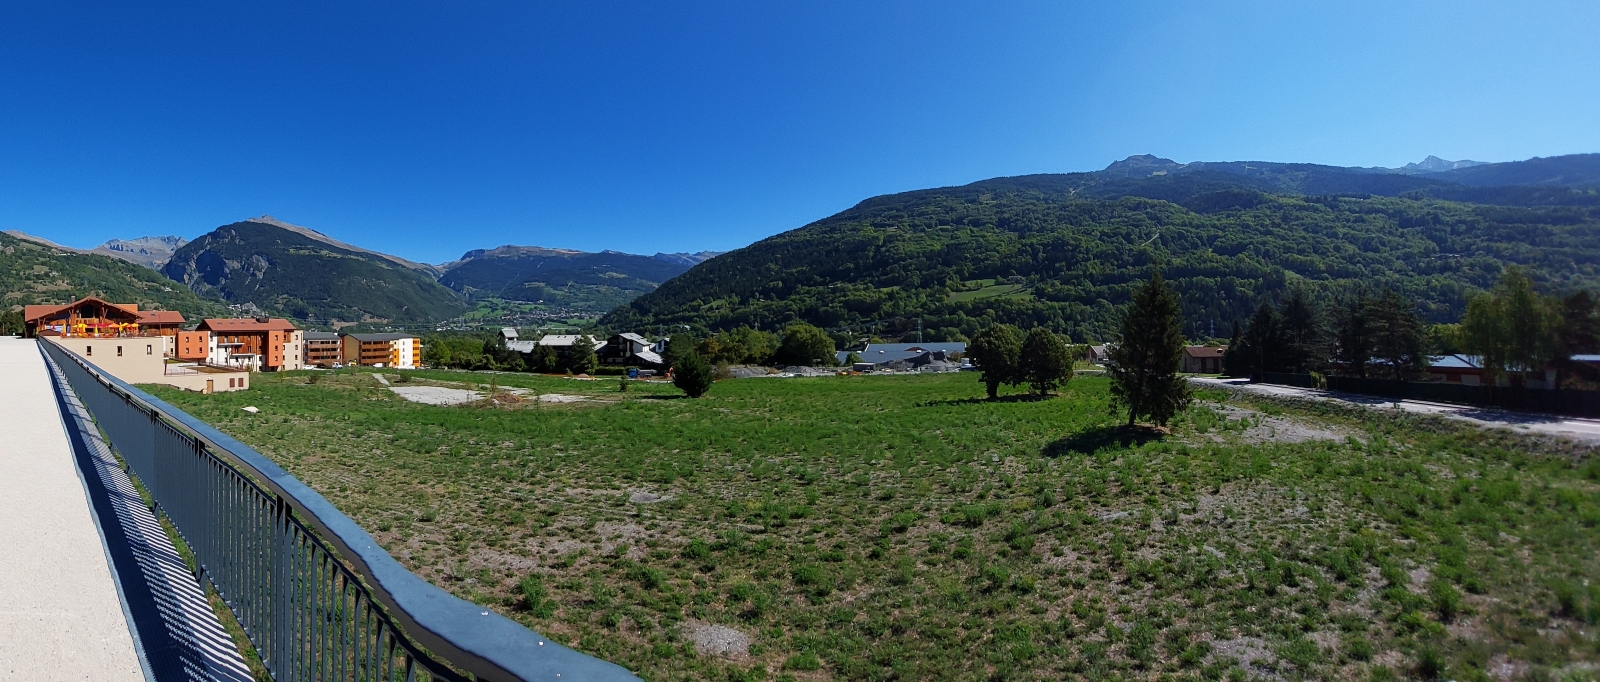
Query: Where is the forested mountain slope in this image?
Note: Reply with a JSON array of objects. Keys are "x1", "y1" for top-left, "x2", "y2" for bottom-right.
[
  {"x1": 163, "y1": 219, "x2": 465, "y2": 323},
  {"x1": 603, "y1": 161, "x2": 1600, "y2": 342},
  {"x1": 438, "y1": 245, "x2": 693, "y2": 313},
  {"x1": 0, "y1": 230, "x2": 226, "y2": 318}
]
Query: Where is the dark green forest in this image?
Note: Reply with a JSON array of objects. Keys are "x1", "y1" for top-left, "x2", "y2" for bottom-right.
[
  {"x1": 163, "y1": 220, "x2": 467, "y2": 324},
  {"x1": 603, "y1": 170, "x2": 1600, "y2": 343}
]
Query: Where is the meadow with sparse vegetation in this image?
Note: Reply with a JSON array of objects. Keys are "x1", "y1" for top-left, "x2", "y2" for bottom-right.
[{"x1": 147, "y1": 369, "x2": 1600, "y2": 681}]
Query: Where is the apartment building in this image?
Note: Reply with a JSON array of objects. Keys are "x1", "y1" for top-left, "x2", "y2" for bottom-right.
[
  {"x1": 303, "y1": 331, "x2": 343, "y2": 367},
  {"x1": 194, "y1": 318, "x2": 304, "y2": 371},
  {"x1": 341, "y1": 333, "x2": 423, "y2": 369}
]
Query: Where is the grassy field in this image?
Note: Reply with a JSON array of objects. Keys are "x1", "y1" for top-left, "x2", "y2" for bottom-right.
[
  {"x1": 147, "y1": 370, "x2": 1600, "y2": 681},
  {"x1": 947, "y1": 283, "x2": 1034, "y2": 303}
]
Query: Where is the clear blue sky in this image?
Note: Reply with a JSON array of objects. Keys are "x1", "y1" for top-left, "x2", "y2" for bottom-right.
[{"x1": 2, "y1": 1, "x2": 1597, "y2": 264}]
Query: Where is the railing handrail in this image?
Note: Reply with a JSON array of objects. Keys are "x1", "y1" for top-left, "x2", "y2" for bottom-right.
[{"x1": 43, "y1": 341, "x2": 636, "y2": 682}]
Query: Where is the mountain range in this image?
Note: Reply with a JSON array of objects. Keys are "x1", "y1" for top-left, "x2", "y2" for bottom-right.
[
  {"x1": 603, "y1": 152, "x2": 1600, "y2": 341},
  {"x1": 7, "y1": 153, "x2": 1598, "y2": 332},
  {"x1": 437, "y1": 245, "x2": 707, "y2": 313}
]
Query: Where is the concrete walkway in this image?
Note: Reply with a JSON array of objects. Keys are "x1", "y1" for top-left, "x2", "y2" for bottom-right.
[
  {"x1": 0, "y1": 337, "x2": 144, "y2": 680},
  {"x1": 1194, "y1": 376, "x2": 1600, "y2": 446}
]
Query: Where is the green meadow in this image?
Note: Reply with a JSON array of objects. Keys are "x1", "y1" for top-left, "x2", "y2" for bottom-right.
[{"x1": 147, "y1": 370, "x2": 1600, "y2": 681}]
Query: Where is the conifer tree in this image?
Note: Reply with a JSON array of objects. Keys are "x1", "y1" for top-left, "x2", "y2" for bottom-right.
[
  {"x1": 673, "y1": 344, "x2": 716, "y2": 397},
  {"x1": 1221, "y1": 321, "x2": 1246, "y2": 377},
  {"x1": 565, "y1": 336, "x2": 598, "y2": 374},
  {"x1": 1019, "y1": 327, "x2": 1073, "y2": 396},
  {"x1": 1107, "y1": 272, "x2": 1191, "y2": 427}
]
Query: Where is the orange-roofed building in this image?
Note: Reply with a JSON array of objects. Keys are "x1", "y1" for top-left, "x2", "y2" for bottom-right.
[{"x1": 195, "y1": 317, "x2": 304, "y2": 371}]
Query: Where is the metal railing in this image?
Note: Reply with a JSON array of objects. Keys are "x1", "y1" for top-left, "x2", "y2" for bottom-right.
[{"x1": 42, "y1": 341, "x2": 636, "y2": 682}]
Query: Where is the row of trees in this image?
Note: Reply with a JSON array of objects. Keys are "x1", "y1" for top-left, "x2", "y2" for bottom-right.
[
  {"x1": 1461, "y1": 269, "x2": 1600, "y2": 385},
  {"x1": 967, "y1": 325, "x2": 1074, "y2": 398},
  {"x1": 1224, "y1": 287, "x2": 1428, "y2": 380},
  {"x1": 696, "y1": 323, "x2": 837, "y2": 367},
  {"x1": 1223, "y1": 268, "x2": 1600, "y2": 385},
  {"x1": 967, "y1": 272, "x2": 1193, "y2": 428}
]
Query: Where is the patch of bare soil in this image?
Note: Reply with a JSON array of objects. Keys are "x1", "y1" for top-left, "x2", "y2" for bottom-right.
[
  {"x1": 1217, "y1": 404, "x2": 1355, "y2": 444},
  {"x1": 1205, "y1": 636, "x2": 1278, "y2": 676}
]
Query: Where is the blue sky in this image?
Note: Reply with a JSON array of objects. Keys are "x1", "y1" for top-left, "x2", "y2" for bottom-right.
[{"x1": 2, "y1": 1, "x2": 1597, "y2": 264}]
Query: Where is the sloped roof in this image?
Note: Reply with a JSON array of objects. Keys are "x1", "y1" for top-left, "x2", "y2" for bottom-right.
[
  {"x1": 617, "y1": 332, "x2": 650, "y2": 345},
  {"x1": 1427, "y1": 354, "x2": 1483, "y2": 369},
  {"x1": 23, "y1": 297, "x2": 142, "y2": 323},
  {"x1": 1183, "y1": 346, "x2": 1226, "y2": 358},
  {"x1": 344, "y1": 332, "x2": 415, "y2": 342},
  {"x1": 303, "y1": 331, "x2": 340, "y2": 340},
  {"x1": 860, "y1": 342, "x2": 967, "y2": 354},
  {"x1": 135, "y1": 310, "x2": 185, "y2": 325},
  {"x1": 539, "y1": 334, "x2": 602, "y2": 348},
  {"x1": 198, "y1": 318, "x2": 299, "y2": 332},
  {"x1": 634, "y1": 349, "x2": 664, "y2": 365}
]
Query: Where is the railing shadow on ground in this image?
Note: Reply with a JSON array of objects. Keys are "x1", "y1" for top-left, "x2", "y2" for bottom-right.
[{"x1": 41, "y1": 341, "x2": 637, "y2": 682}]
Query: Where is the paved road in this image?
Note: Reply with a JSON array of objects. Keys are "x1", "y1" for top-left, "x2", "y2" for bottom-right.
[
  {"x1": 1193, "y1": 376, "x2": 1600, "y2": 446},
  {"x1": 0, "y1": 338, "x2": 144, "y2": 680}
]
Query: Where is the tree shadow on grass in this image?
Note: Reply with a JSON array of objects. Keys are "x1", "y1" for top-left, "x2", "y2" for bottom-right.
[
  {"x1": 1042, "y1": 424, "x2": 1166, "y2": 457},
  {"x1": 637, "y1": 394, "x2": 690, "y2": 400},
  {"x1": 917, "y1": 394, "x2": 1053, "y2": 407}
]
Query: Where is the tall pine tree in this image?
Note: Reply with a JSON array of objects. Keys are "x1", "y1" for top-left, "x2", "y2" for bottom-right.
[
  {"x1": 1108, "y1": 272, "x2": 1191, "y2": 427},
  {"x1": 564, "y1": 336, "x2": 599, "y2": 374}
]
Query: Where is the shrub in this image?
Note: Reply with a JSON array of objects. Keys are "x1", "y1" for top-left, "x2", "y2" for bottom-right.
[
  {"x1": 628, "y1": 563, "x2": 666, "y2": 590},
  {"x1": 520, "y1": 575, "x2": 557, "y2": 618},
  {"x1": 683, "y1": 538, "x2": 713, "y2": 562},
  {"x1": 1415, "y1": 646, "x2": 1446, "y2": 680},
  {"x1": 883, "y1": 511, "x2": 919, "y2": 534},
  {"x1": 1003, "y1": 521, "x2": 1035, "y2": 552},
  {"x1": 784, "y1": 651, "x2": 821, "y2": 671},
  {"x1": 1431, "y1": 580, "x2": 1461, "y2": 623},
  {"x1": 793, "y1": 564, "x2": 825, "y2": 586},
  {"x1": 981, "y1": 564, "x2": 1010, "y2": 592}
]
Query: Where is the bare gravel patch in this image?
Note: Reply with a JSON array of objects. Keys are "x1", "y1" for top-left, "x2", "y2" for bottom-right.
[
  {"x1": 680, "y1": 620, "x2": 751, "y2": 658},
  {"x1": 388, "y1": 385, "x2": 483, "y2": 405}
]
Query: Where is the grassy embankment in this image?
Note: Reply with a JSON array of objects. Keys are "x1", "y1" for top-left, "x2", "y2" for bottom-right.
[{"x1": 147, "y1": 370, "x2": 1600, "y2": 681}]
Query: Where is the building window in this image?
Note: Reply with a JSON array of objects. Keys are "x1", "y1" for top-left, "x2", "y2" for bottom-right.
[
  {"x1": 147, "y1": 345, "x2": 153, "y2": 355},
  {"x1": 117, "y1": 346, "x2": 123, "y2": 356},
  {"x1": 86, "y1": 346, "x2": 92, "y2": 356}
]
